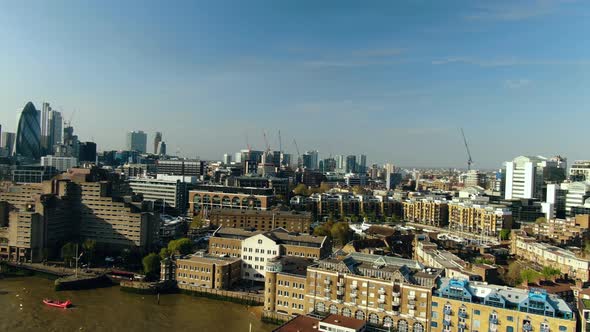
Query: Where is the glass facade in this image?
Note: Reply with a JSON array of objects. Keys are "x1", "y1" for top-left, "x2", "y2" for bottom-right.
[{"x1": 15, "y1": 102, "x2": 41, "y2": 160}]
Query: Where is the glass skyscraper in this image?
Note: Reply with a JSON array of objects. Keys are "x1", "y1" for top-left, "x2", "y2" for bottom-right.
[{"x1": 15, "y1": 102, "x2": 41, "y2": 160}]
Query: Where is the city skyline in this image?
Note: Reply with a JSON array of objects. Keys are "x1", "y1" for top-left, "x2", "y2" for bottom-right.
[{"x1": 1, "y1": 1, "x2": 589, "y2": 168}]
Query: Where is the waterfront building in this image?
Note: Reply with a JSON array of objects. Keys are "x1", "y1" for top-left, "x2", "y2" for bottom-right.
[
  {"x1": 402, "y1": 197, "x2": 449, "y2": 227},
  {"x1": 265, "y1": 256, "x2": 317, "y2": 317},
  {"x1": 41, "y1": 155, "x2": 78, "y2": 172},
  {"x1": 302, "y1": 253, "x2": 442, "y2": 331},
  {"x1": 447, "y1": 199, "x2": 512, "y2": 236},
  {"x1": 208, "y1": 227, "x2": 331, "y2": 282},
  {"x1": 511, "y1": 230, "x2": 590, "y2": 281},
  {"x1": 189, "y1": 185, "x2": 275, "y2": 215},
  {"x1": 128, "y1": 177, "x2": 188, "y2": 213},
  {"x1": 172, "y1": 251, "x2": 241, "y2": 290},
  {"x1": 272, "y1": 314, "x2": 367, "y2": 332},
  {"x1": 208, "y1": 209, "x2": 312, "y2": 233},
  {"x1": 432, "y1": 278, "x2": 576, "y2": 332},
  {"x1": 15, "y1": 102, "x2": 41, "y2": 160}
]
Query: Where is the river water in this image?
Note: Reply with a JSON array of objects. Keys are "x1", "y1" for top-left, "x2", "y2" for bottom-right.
[{"x1": 0, "y1": 276, "x2": 276, "y2": 332}]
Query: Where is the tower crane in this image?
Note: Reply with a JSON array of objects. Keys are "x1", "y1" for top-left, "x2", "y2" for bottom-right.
[
  {"x1": 293, "y1": 139, "x2": 301, "y2": 167},
  {"x1": 460, "y1": 128, "x2": 473, "y2": 170}
]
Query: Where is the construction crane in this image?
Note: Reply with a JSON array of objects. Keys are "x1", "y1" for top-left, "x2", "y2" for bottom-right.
[
  {"x1": 293, "y1": 139, "x2": 301, "y2": 167},
  {"x1": 460, "y1": 128, "x2": 473, "y2": 170},
  {"x1": 263, "y1": 131, "x2": 270, "y2": 152},
  {"x1": 278, "y1": 130, "x2": 282, "y2": 153}
]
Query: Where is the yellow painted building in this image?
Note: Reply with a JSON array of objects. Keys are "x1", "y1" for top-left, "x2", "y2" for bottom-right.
[
  {"x1": 447, "y1": 200, "x2": 512, "y2": 236},
  {"x1": 431, "y1": 278, "x2": 576, "y2": 332}
]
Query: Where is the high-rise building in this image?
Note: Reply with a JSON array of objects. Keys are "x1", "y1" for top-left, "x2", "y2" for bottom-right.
[
  {"x1": 504, "y1": 155, "x2": 565, "y2": 200},
  {"x1": 153, "y1": 132, "x2": 162, "y2": 154},
  {"x1": 157, "y1": 141, "x2": 167, "y2": 156},
  {"x1": 126, "y1": 130, "x2": 147, "y2": 153},
  {"x1": 15, "y1": 102, "x2": 41, "y2": 160},
  {"x1": 40, "y1": 156, "x2": 78, "y2": 172},
  {"x1": 1, "y1": 132, "x2": 16, "y2": 155},
  {"x1": 335, "y1": 155, "x2": 345, "y2": 171},
  {"x1": 570, "y1": 160, "x2": 590, "y2": 181},
  {"x1": 40, "y1": 102, "x2": 62, "y2": 155},
  {"x1": 302, "y1": 150, "x2": 319, "y2": 170},
  {"x1": 78, "y1": 141, "x2": 97, "y2": 163},
  {"x1": 345, "y1": 155, "x2": 357, "y2": 173},
  {"x1": 359, "y1": 154, "x2": 367, "y2": 173},
  {"x1": 222, "y1": 153, "x2": 232, "y2": 165},
  {"x1": 464, "y1": 169, "x2": 486, "y2": 188}
]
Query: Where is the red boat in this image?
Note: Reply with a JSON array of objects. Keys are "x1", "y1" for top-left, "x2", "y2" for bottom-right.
[{"x1": 42, "y1": 299, "x2": 72, "y2": 309}]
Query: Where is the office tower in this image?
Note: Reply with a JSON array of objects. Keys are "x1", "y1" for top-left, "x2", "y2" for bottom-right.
[
  {"x1": 321, "y1": 158, "x2": 336, "y2": 172},
  {"x1": 359, "y1": 154, "x2": 367, "y2": 173},
  {"x1": 280, "y1": 153, "x2": 291, "y2": 167},
  {"x1": 335, "y1": 155, "x2": 345, "y2": 171},
  {"x1": 504, "y1": 155, "x2": 564, "y2": 200},
  {"x1": 157, "y1": 141, "x2": 167, "y2": 156},
  {"x1": 222, "y1": 153, "x2": 232, "y2": 165},
  {"x1": 153, "y1": 132, "x2": 162, "y2": 154},
  {"x1": 302, "y1": 150, "x2": 318, "y2": 170},
  {"x1": 464, "y1": 169, "x2": 486, "y2": 188},
  {"x1": 15, "y1": 102, "x2": 41, "y2": 160},
  {"x1": 40, "y1": 102, "x2": 62, "y2": 155},
  {"x1": 126, "y1": 130, "x2": 147, "y2": 153},
  {"x1": 78, "y1": 142, "x2": 97, "y2": 163},
  {"x1": 570, "y1": 160, "x2": 590, "y2": 181},
  {"x1": 345, "y1": 155, "x2": 357, "y2": 173},
  {"x1": 41, "y1": 156, "x2": 78, "y2": 172},
  {"x1": 1, "y1": 132, "x2": 15, "y2": 156}
]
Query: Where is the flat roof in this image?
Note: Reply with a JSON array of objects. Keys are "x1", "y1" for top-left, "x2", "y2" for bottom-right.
[{"x1": 320, "y1": 314, "x2": 366, "y2": 330}]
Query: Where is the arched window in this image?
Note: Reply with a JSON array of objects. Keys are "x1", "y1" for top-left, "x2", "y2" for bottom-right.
[
  {"x1": 202, "y1": 195, "x2": 211, "y2": 204},
  {"x1": 329, "y1": 305, "x2": 338, "y2": 315},
  {"x1": 242, "y1": 197, "x2": 250, "y2": 207},
  {"x1": 397, "y1": 320, "x2": 408, "y2": 332},
  {"x1": 413, "y1": 322, "x2": 424, "y2": 332},
  {"x1": 383, "y1": 317, "x2": 393, "y2": 328},
  {"x1": 342, "y1": 308, "x2": 352, "y2": 317},
  {"x1": 212, "y1": 195, "x2": 221, "y2": 205},
  {"x1": 193, "y1": 195, "x2": 202, "y2": 204},
  {"x1": 232, "y1": 197, "x2": 240, "y2": 207},
  {"x1": 355, "y1": 310, "x2": 365, "y2": 321},
  {"x1": 222, "y1": 196, "x2": 231, "y2": 206},
  {"x1": 369, "y1": 313, "x2": 379, "y2": 325},
  {"x1": 315, "y1": 302, "x2": 325, "y2": 313}
]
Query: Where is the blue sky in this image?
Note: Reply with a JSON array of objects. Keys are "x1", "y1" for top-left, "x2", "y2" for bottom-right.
[{"x1": 0, "y1": 0, "x2": 589, "y2": 168}]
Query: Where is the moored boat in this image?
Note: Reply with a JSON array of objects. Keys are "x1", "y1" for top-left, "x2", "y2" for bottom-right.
[{"x1": 42, "y1": 299, "x2": 72, "y2": 309}]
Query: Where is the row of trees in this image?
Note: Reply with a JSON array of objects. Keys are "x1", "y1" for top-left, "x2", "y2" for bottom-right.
[
  {"x1": 503, "y1": 262, "x2": 562, "y2": 286},
  {"x1": 313, "y1": 221, "x2": 353, "y2": 246}
]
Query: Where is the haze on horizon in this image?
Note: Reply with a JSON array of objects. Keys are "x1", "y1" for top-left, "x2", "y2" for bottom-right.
[{"x1": 0, "y1": 1, "x2": 588, "y2": 169}]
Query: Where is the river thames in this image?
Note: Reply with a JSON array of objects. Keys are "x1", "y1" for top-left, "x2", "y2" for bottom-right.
[{"x1": 0, "y1": 276, "x2": 276, "y2": 332}]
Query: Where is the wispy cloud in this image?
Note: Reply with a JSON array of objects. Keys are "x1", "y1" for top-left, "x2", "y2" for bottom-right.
[
  {"x1": 504, "y1": 79, "x2": 532, "y2": 89},
  {"x1": 302, "y1": 59, "x2": 407, "y2": 68},
  {"x1": 431, "y1": 56, "x2": 590, "y2": 67},
  {"x1": 284, "y1": 46, "x2": 408, "y2": 68},
  {"x1": 351, "y1": 48, "x2": 406, "y2": 57},
  {"x1": 465, "y1": 0, "x2": 577, "y2": 21}
]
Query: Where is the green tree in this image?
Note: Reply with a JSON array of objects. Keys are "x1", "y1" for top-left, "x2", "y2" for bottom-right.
[
  {"x1": 521, "y1": 269, "x2": 541, "y2": 284},
  {"x1": 61, "y1": 242, "x2": 77, "y2": 267},
  {"x1": 313, "y1": 221, "x2": 333, "y2": 237},
  {"x1": 474, "y1": 257, "x2": 494, "y2": 265},
  {"x1": 293, "y1": 184, "x2": 310, "y2": 196},
  {"x1": 190, "y1": 215, "x2": 205, "y2": 229},
  {"x1": 535, "y1": 217, "x2": 547, "y2": 224},
  {"x1": 168, "y1": 238, "x2": 193, "y2": 255},
  {"x1": 142, "y1": 253, "x2": 161, "y2": 280},
  {"x1": 541, "y1": 266, "x2": 561, "y2": 281},
  {"x1": 331, "y1": 222, "x2": 353, "y2": 245},
  {"x1": 318, "y1": 182, "x2": 331, "y2": 194},
  {"x1": 499, "y1": 229, "x2": 511, "y2": 241},
  {"x1": 504, "y1": 261, "x2": 523, "y2": 286},
  {"x1": 82, "y1": 239, "x2": 97, "y2": 266},
  {"x1": 584, "y1": 240, "x2": 590, "y2": 258},
  {"x1": 159, "y1": 247, "x2": 172, "y2": 260}
]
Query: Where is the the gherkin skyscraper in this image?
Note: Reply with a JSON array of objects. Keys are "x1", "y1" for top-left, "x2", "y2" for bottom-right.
[{"x1": 15, "y1": 101, "x2": 41, "y2": 160}]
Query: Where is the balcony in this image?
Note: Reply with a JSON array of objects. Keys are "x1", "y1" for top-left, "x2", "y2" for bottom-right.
[
  {"x1": 378, "y1": 288, "x2": 386, "y2": 295},
  {"x1": 443, "y1": 319, "x2": 451, "y2": 327},
  {"x1": 351, "y1": 284, "x2": 358, "y2": 290},
  {"x1": 444, "y1": 307, "x2": 452, "y2": 315},
  {"x1": 336, "y1": 290, "x2": 344, "y2": 296},
  {"x1": 523, "y1": 324, "x2": 533, "y2": 332},
  {"x1": 392, "y1": 291, "x2": 401, "y2": 297},
  {"x1": 408, "y1": 310, "x2": 415, "y2": 317},
  {"x1": 408, "y1": 294, "x2": 416, "y2": 301},
  {"x1": 458, "y1": 322, "x2": 466, "y2": 329},
  {"x1": 458, "y1": 311, "x2": 468, "y2": 319},
  {"x1": 324, "y1": 279, "x2": 331, "y2": 285},
  {"x1": 350, "y1": 292, "x2": 357, "y2": 298},
  {"x1": 392, "y1": 311, "x2": 399, "y2": 316},
  {"x1": 324, "y1": 288, "x2": 331, "y2": 293},
  {"x1": 378, "y1": 298, "x2": 386, "y2": 304},
  {"x1": 337, "y1": 281, "x2": 344, "y2": 287},
  {"x1": 489, "y1": 317, "x2": 499, "y2": 325}
]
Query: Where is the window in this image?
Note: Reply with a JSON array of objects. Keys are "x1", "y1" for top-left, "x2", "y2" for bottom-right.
[
  {"x1": 507, "y1": 327, "x2": 514, "y2": 332},
  {"x1": 258, "y1": 239, "x2": 263, "y2": 244},
  {"x1": 474, "y1": 310, "x2": 480, "y2": 315},
  {"x1": 507, "y1": 316, "x2": 514, "y2": 322},
  {"x1": 432, "y1": 302, "x2": 438, "y2": 307},
  {"x1": 430, "y1": 322, "x2": 438, "y2": 328},
  {"x1": 431, "y1": 312, "x2": 438, "y2": 319}
]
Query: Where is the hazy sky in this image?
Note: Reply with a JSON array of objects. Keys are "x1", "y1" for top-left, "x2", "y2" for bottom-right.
[{"x1": 1, "y1": 1, "x2": 589, "y2": 168}]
